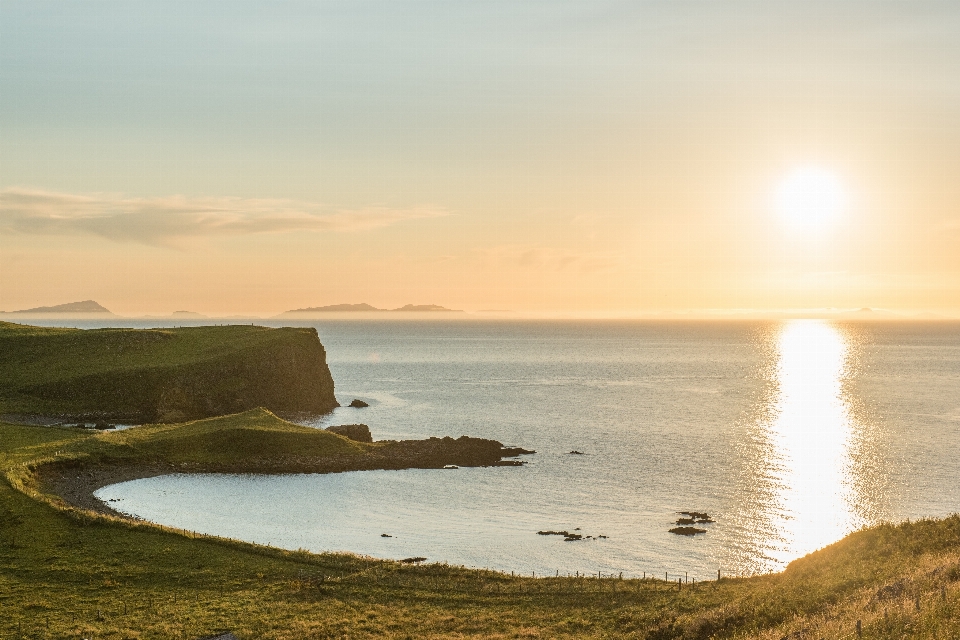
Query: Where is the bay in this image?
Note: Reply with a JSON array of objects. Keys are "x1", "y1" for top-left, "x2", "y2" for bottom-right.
[{"x1": 58, "y1": 319, "x2": 960, "y2": 577}]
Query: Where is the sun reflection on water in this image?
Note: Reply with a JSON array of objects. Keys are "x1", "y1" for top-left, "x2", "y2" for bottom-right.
[
  {"x1": 768, "y1": 320, "x2": 862, "y2": 565},
  {"x1": 726, "y1": 320, "x2": 886, "y2": 574}
]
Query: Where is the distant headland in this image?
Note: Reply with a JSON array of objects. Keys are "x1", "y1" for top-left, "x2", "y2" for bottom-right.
[{"x1": 0, "y1": 300, "x2": 115, "y2": 318}]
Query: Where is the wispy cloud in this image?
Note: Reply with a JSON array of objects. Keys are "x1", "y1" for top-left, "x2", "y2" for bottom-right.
[
  {"x1": 0, "y1": 188, "x2": 446, "y2": 246},
  {"x1": 478, "y1": 244, "x2": 620, "y2": 273}
]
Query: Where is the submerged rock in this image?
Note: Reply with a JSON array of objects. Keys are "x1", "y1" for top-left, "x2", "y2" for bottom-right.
[
  {"x1": 538, "y1": 529, "x2": 598, "y2": 541},
  {"x1": 569, "y1": 450, "x2": 584, "y2": 455},
  {"x1": 680, "y1": 511, "x2": 713, "y2": 522}
]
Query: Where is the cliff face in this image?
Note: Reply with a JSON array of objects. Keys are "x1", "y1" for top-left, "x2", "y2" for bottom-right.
[{"x1": 0, "y1": 323, "x2": 339, "y2": 422}]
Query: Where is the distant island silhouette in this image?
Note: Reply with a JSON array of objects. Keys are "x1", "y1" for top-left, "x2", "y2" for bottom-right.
[
  {"x1": 281, "y1": 303, "x2": 462, "y2": 315},
  {"x1": 0, "y1": 300, "x2": 114, "y2": 315},
  {"x1": 393, "y1": 304, "x2": 462, "y2": 312}
]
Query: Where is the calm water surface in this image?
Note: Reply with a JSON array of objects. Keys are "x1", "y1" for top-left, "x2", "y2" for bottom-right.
[{"x1": 67, "y1": 319, "x2": 960, "y2": 577}]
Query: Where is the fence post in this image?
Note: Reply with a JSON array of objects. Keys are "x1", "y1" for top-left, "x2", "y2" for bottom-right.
[{"x1": 856, "y1": 619, "x2": 862, "y2": 637}]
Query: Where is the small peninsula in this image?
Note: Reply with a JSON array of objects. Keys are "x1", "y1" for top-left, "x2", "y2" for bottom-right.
[{"x1": 36, "y1": 408, "x2": 530, "y2": 517}]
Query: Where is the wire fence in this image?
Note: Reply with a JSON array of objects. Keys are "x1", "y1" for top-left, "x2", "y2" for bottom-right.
[{"x1": 295, "y1": 562, "x2": 728, "y2": 596}]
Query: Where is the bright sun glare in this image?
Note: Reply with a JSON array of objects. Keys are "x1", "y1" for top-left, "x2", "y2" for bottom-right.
[{"x1": 775, "y1": 167, "x2": 846, "y2": 232}]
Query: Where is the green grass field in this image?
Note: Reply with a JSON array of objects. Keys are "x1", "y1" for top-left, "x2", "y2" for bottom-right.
[{"x1": 3, "y1": 416, "x2": 960, "y2": 639}]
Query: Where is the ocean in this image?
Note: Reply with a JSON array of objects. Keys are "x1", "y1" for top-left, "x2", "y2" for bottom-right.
[{"x1": 49, "y1": 318, "x2": 960, "y2": 578}]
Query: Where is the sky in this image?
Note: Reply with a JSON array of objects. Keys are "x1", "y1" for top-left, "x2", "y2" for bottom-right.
[{"x1": 2, "y1": 1, "x2": 960, "y2": 316}]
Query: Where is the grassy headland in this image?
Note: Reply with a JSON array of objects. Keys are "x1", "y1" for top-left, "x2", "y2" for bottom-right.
[
  {"x1": 0, "y1": 417, "x2": 958, "y2": 638},
  {"x1": 0, "y1": 321, "x2": 338, "y2": 422},
  {"x1": 2, "y1": 320, "x2": 960, "y2": 638}
]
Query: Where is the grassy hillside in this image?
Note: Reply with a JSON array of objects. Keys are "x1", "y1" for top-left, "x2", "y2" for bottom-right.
[
  {"x1": 0, "y1": 322, "x2": 338, "y2": 422},
  {"x1": 1, "y1": 419, "x2": 960, "y2": 638},
  {"x1": 55, "y1": 408, "x2": 366, "y2": 467}
]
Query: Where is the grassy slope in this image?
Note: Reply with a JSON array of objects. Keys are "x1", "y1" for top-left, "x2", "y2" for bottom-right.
[
  {"x1": 0, "y1": 322, "x2": 337, "y2": 421},
  {"x1": 57, "y1": 408, "x2": 366, "y2": 467},
  {"x1": 1, "y1": 419, "x2": 960, "y2": 638}
]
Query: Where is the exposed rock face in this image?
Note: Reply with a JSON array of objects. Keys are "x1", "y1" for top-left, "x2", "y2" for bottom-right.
[
  {"x1": 143, "y1": 330, "x2": 339, "y2": 422},
  {"x1": 325, "y1": 424, "x2": 373, "y2": 443},
  {"x1": 374, "y1": 436, "x2": 523, "y2": 468}
]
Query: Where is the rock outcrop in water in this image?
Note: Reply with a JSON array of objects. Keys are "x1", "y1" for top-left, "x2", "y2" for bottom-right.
[
  {"x1": 670, "y1": 511, "x2": 715, "y2": 535},
  {"x1": 325, "y1": 424, "x2": 373, "y2": 443},
  {"x1": 669, "y1": 526, "x2": 707, "y2": 536}
]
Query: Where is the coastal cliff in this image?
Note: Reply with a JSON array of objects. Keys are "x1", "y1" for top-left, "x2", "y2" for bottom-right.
[{"x1": 0, "y1": 322, "x2": 339, "y2": 422}]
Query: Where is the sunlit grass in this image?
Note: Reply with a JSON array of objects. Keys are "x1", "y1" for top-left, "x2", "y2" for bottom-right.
[{"x1": 2, "y1": 420, "x2": 960, "y2": 638}]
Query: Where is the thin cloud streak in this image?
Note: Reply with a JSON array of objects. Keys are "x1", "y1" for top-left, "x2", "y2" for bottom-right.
[{"x1": 0, "y1": 188, "x2": 446, "y2": 246}]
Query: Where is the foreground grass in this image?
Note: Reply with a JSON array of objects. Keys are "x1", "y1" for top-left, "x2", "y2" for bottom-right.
[{"x1": 3, "y1": 421, "x2": 960, "y2": 638}]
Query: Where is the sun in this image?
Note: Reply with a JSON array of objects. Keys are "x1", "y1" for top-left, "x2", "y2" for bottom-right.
[{"x1": 775, "y1": 167, "x2": 846, "y2": 232}]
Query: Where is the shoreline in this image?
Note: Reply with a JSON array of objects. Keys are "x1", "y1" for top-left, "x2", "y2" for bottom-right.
[{"x1": 37, "y1": 435, "x2": 533, "y2": 518}]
